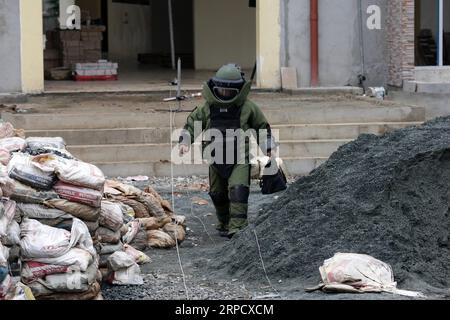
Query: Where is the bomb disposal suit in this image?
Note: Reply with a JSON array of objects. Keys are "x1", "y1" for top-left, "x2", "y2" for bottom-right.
[{"x1": 179, "y1": 64, "x2": 276, "y2": 238}]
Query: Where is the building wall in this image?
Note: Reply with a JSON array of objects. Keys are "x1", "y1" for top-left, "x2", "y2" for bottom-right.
[
  {"x1": 108, "y1": 0, "x2": 152, "y2": 63},
  {"x1": 20, "y1": 0, "x2": 44, "y2": 93},
  {"x1": 0, "y1": 0, "x2": 22, "y2": 93},
  {"x1": 76, "y1": 0, "x2": 102, "y2": 21},
  {"x1": 194, "y1": 0, "x2": 256, "y2": 70},
  {"x1": 281, "y1": 0, "x2": 388, "y2": 88}
]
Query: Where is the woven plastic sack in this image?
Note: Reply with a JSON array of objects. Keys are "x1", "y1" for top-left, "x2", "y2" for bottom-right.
[
  {"x1": 147, "y1": 230, "x2": 176, "y2": 249},
  {"x1": 26, "y1": 137, "x2": 66, "y2": 150},
  {"x1": 54, "y1": 181, "x2": 102, "y2": 208},
  {"x1": 317, "y1": 253, "x2": 424, "y2": 297},
  {"x1": 44, "y1": 199, "x2": 100, "y2": 222},
  {"x1": 99, "y1": 201, "x2": 124, "y2": 232},
  {"x1": 0, "y1": 200, "x2": 15, "y2": 237},
  {"x1": 123, "y1": 244, "x2": 151, "y2": 265},
  {"x1": 7, "y1": 153, "x2": 56, "y2": 190},
  {"x1": 11, "y1": 181, "x2": 58, "y2": 205},
  {"x1": 51, "y1": 157, "x2": 105, "y2": 191},
  {"x1": 0, "y1": 137, "x2": 26, "y2": 152}
]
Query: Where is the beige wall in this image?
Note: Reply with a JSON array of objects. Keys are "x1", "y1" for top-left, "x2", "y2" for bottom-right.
[
  {"x1": 256, "y1": 0, "x2": 281, "y2": 89},
  {"x1": 20, "y1": 0, "x2": 44, "y2": 93},
  {"x1": 108, "y1": 0, "x2": 152, "y2": 63},
  {"x1": 194, "y1": 0, "x2": 256, "y2": 70}
]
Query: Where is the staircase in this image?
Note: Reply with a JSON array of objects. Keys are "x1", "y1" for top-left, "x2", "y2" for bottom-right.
[{"x1": 1, "y1": 96, "x2": 425, "y2": 177}]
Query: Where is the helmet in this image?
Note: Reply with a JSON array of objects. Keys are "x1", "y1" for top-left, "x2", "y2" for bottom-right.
[{"x1": 210, "y1": 64, "x2": 245, "y2": 102}]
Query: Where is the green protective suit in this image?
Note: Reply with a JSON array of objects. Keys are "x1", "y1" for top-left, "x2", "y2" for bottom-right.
[{"x1": 180, "y1": 79, "x2": 272, "y2": 236}]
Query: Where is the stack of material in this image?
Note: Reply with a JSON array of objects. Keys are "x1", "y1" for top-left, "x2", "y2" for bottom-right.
[
  {"x1": 80, "y1": 26, "x2": 105, "y2": 62},
  {"x1": 74, "y1": 61, "x2": 119, "y2": 81},
  {"x1": 0, "y1": 121, "x2": 188, "y2": 297},
  {"x1": 104, "y1": 180, "x2": 186, "y2": 249},
  {"x1": 20, "y1": 218, "x2": 101, "y2": 300},
  {"x1": 44, "y1": 26, "x2": 105, "y2": 73}
]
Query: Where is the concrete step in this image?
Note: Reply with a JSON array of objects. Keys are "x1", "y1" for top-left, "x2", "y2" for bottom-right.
[
  {"x1": 26, "y1": 122, "x2": 422, "y2": 145},
  {"x1": 94, "y1": 157, "x2": 328, "y2": 178},
  {"x1": 2, "y1": 104, "x2": 425, "y2": 130},
  {"x1": 67, "y1": 140, "x2": 349, "y2": 163},
  {"x1": 272, "y1": 122, "x2": 422, "y2": 141}
]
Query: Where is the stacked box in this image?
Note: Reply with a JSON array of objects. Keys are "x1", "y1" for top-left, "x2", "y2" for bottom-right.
[{"x1": 74, "y1": 61, "x2": 119, "y2": 80}]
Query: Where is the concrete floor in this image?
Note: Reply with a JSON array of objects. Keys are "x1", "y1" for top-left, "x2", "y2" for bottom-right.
[{"x1": 44, "y1": 64, "x2": 252, "y2": 94}]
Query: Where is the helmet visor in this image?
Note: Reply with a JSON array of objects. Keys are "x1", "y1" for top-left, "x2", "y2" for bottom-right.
[{"x1": 213, "y1": 87, "x2": 240, "y2": 102}]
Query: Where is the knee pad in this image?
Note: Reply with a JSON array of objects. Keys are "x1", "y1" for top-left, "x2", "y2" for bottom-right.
[
  {"x1": 229, "y1": 185, "x2": 250, "y2": 204},
  {"x1": 209, "y1": 192, "x2": 229, "y2": 206}
]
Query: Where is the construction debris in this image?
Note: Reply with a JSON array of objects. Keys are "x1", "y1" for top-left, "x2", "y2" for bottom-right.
[
  {"x1": 0, "y1": 121, "x2": 187, "y2": 300},
  {"x1": 211, "y1": 117, "x2": 450, "y2": 293}
]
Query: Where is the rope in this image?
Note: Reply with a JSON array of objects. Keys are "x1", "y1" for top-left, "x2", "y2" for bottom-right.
[
  {"x1": 253, "y1": 229, "x2": 280, "y2": 297},
  {"x1": 169, "y1": 102, "x2": 190, "y2": 300}
]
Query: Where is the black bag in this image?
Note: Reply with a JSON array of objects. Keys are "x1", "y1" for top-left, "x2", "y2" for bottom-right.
[{"x1": 260, "y1": 161, "x2": 288, "y2": 195}]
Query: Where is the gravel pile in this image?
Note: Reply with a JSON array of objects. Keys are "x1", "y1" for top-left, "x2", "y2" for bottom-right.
[{"x1": 211, "y1": 117, "x2": 450, "y2": 289}]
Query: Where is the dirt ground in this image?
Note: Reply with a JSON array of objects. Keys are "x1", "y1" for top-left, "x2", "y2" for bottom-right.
[{"x1": 101, "y1": 177, "x2": 420, "y2": 301}]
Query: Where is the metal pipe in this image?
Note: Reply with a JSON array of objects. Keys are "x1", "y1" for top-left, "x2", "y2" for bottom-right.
[
  {"x1": 310, "y1": 0, "x2": 319, "y2": 86},
  {"x1": 168, "y1": 0, "x2": 176, "y2": 70},
  {"x1": 438, "y1": 0, "x2": 444, "y2": 66}
]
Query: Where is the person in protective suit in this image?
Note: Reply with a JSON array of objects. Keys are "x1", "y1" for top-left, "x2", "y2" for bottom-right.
[{"x1": 179, "y1": 64, "x2": 276, "y2": 239}]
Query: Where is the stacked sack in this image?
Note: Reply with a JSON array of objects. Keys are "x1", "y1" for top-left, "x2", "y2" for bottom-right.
[
  {"x1": 104, "y1": 180, "x2": 187, "y2": 250},
  {"x1": 1, "y1": 135, "x2": 105, "y2": 299}
]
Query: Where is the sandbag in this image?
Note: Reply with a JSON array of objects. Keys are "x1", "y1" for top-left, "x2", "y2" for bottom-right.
[
  {"x1": 21, "y1": 261, "x2": 70, "y2": 283},
  {"x1": 11, "y1": 181, "x2": 58, "y2": 205},
  {"x1": 129, "y1": 231, "x2": 147, "y2": 252},
  {"x1": 99, "y1": 201, "x2": 124, "y2": 232},
  {"x1": 118, "y1": 202, "x2": 135, "y2": 220},
  {"x1": 16, "y1": 203, "x2": 71, "y2": 220},
  {"x1": 8, "y1": 153, "x2": 56, "y2": 190},
  {"x1": 107, "y1": 251, "x2": 135, "y2": 271},
  {"x1": 35, "y1": 281, "x2": 100, "y2": 301},
  {"x1": 31, "y1": 261, "x2": 98, "y2": 295},
  {"x1": 84, "y1": 220, "x2": 99, "y2": 235},
  {"x1": 0, "y1": 122, "x2": 15, "y2": 139},
  {"x1": 51, "y1": 157, "x2": 105, "y2": 191},
  {"x1": 163, "y1": 223, "x2": 186, "y2": 244},
  {"x1": 32, "y1": 248, "x2": 93, "y2": 272},
  {"x1": 95, "y1": 227, "x2": 121, "y2": 244},
  {"x1": 108, "y1": 264, "x2": 143, "y2": 286},
  {"x1": 0, "y1": 200, "x2": 15, "y2": 237},
  {"x1": 139, "y1": 216, "x2": 171, "y2": 231},
  {"x1": 33, "y1": 217, "x2": 71, "y2": 229},
  {"x1": 173, "y1": 215, "x2": 186, "y2": 226},
  {"x1": 136, "y1": 194, "x2": 166, "y2": 218},
  {"x1": 44, "y1": 199, "x2": 100, "y2": 222},
  {"x1": 21, "y1": 218, "x2": 96, "y2": 260},
  {"x1": 122, "y1": 220, "x2": 141, "y2": 244},
  {"x1": 20, "y1": 218, "x2": 71, "y2": 259},
  {"x1": 2, "y1": 220, "x2": 20, "y2": 246},
  {"x1": 0, "y1": 137, "x2": 26, "y2": 152},
  {"x1": 106, "y1": 180, "x2": 142, "y2": 196},
  {"x1": 0, "y1": 148, "x2": 11, "y2": 166},
  {"x1": 147, "y1": 230, "x2": 176, "y2": 249},
  {"x1": 96, "y1": 242, "x2": 123, "y2": 255},
  {"x1": 114, "y1": 196, "x2": 149, "y2": 218},
  {"x1": 316, "y1": 253, "x2": 424, "y2": 297},
  {"x1": 26, "y1": 137, "x2": 66, "y2": 150},
  {"x1": 144, "y1": 185, "x2": 173, "y2": 214},
  {"x1": 123, "y1": 244, "x2": 151, "y2": 265},
  {"x1": 54, "y1": 181, "x2": 102, "y2": 208}
]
